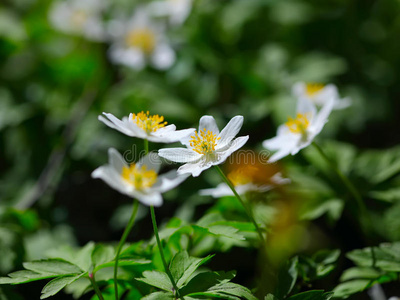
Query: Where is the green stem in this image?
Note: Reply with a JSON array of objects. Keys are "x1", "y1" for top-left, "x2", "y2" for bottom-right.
[
  {"x1": 214, "y1": 165, "x2": 265, "y2": 243},
  {"x1": 312, "y1": 142, "x2": 366, "y2": 214},
  {"x1": 89, "y1": 271, "x2": 104, "y2": 300},
  {"x1": 144, "y1": 139, "x2": 149, "y2": 155},
  {"x1": 150, "y1": 205, "x2": 182, "y2": 299},
  {"x1": 114, "y1": 201, "x2": 139, "y2": 300}
]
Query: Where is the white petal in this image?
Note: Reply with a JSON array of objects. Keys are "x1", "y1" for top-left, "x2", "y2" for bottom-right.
[
  {"x1": 158, "y1": 148, "x2": 203, "y2": 163},
  {"x1": 177, "y1": 160, "x2": 211, "y2": 177},
  {"x1": 108, "y1": 148, "x2": 128, "y2": 173},
  {"x1": 271, "y1": 173, "x2": 291, "y2": 185},
  {"x1": 297, "y1": 97, "x2": 317, "y2": 119},
  {"x1": 151, "y1": 43, "x2": 176, "y2": 70},
  {"x1": 262, "y1": 132, "x2": 296, "y2": 151},
  {"x1": 216, "y1": 136, "x2": 249, "y2": 163},
  {"x1": 333, "y1": 97, "x2": 352, "y2": 110},
  {"x1": 99, "y1": 113, "x2": 136, "y2": 137},
  {"x1": 134, "y1": 191, "x2": 163, "y2": 207},
  {"x1": 153, "y1": 170, "x2": 189, "y2": 193},
  {"x1": 92, "y1": 166, "x2": 130, "y2": 196},
  {"x1": 216, "y1": 115, "x2": 244, "y2": 150},
  {"x1": 268, "y1": 148, "x2": 292, "y2": 162},
  {"x1": 292, "y1": 82, "x2": 306, "y2": 98},
  {"x1": 109, "y1": 46, "x2": 145, "y2": 70},
  {"x1": 152, "y1": 127, "x2": 195, "y2": 143},
  {"x1": 311, "y1": 96, "x2": 334, "y2": 134},
  {"x1": 137, "y1": 152, "x2": 162, "y2": 173},
  {"x1": 199, "y1": 183, "x2": 233, "y2": 197},
  {"x1": 199, "y1": 115, "x2": 219, "y2": 135}
]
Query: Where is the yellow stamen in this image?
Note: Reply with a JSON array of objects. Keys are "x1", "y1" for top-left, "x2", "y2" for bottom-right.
[
  {"x1": 125, "y1": 28, "x2": 156, "y2": 54},
  {"x1": 189, "y1": 128, "x2": 221, "y2": 155},
  {"x1": 121, "y1": 163, "x2": 157, "y2": 190},
  {"x1": 132, "y1": 111, "x2": 167, "y2": 134},
  {"x1": 305, "y1": 83, "x2": 325, "y2": 96},
  {"x1": 227, "y1": 166, "x2": 258, "y2": 186},
  {"x1": 285, "y1": 113, "x2": 310, "y2": 134}
]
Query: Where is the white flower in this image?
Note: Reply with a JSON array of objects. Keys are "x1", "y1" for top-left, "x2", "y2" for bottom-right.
[
  {"x1": 108, "y1": 8, "x2": 176, "y2": 70},
  {"x1": 263, "y1": 97, "x2": 334, "y2": 162},
  {"x1": 92, "y1": 148, "x2": 188, "y2": 206},
  {"x1": 158, "y1": 115, "x2": 249, "y2": 177},
  {"x1": 48, "y1": 0, "x2": 107, "y2": 41},
  {"x1": 148, "y1": 0, "x2": 193, "y2": 25},
  {"x1": 98, "y1": 111, "x2": 195, "y2": 143},
  {"x1": 292, "y1": 82, "x2": 351, "y2": 110},
  {"x1": 200, "y1": 173, "x2": 290, "y2": 198},
  {"x1": 369, "y1": 284, "x2": 399, "y2": 300}
]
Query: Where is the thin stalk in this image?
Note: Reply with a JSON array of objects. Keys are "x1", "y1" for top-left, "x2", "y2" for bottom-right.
[
  {"x1": 214, "y1": 165, "x2": 265, "y2": 243},
  {"x1": 89, "y1": 271, "x2": 104, "y2": 300},
  {"x1": 114, "y1": 201, "x2": 139, "y2": 300},
  {"x1": 144, "y1": 139, "x2": 149, "y2": 155},
  {"x1": 150, "y1": 205, "x2": 182, "y2": 299}
]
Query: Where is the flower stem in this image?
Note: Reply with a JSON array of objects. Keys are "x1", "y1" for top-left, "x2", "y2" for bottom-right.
[
  {"x1": 144, "y1": 139, "x2": 149, "y2": 155},
  {"x1": 214, "y1": 165, "x2": 265, "y2": 243},
  {"x1": 150, "y1": 205, "x2": 182, "y2": 299},
  {"x1": 114, "y1": 200, "x2": 139, "y2": 300},
  {"x1": 89, "y1": 271, "x2": 104, "y2": 300},
  {"x1": 312, "y1": 142, "x2": 366, "y2": 214}
]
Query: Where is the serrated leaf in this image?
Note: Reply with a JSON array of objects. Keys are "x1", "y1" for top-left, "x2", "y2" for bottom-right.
[
  {"x1": 340, "y1": 267, "x2": 383, "y2": 281},
  {"x1": 170, "y1": 251, "x2": 214, "y2": 288},
  {"x1": 180, "y1": 271, "x2": 236, "y2": 296},
  {"x1": 40, "y1": 275, "x2": 82, "y2": 299},
  {"x1": 136, "y1": 271, "x2": 173, "y2": 292},
  {"x1": 0, "y1": 270, "x2": 56, "y2": 285},
  {"x1": 23, "y1": 259, "x2": 82, "y2": 275},
  {"x1": 208, "y1": 282, "x2": 257, "y2": 300},
  {"x1": 288, "y1": 290, "x2": 333, "y2": 300},
  {"x1": 276, "y1": 257, "x2": 298, "y2": 299},
  {"x1": 91, "y1": 244, "x2": 114, "y2": 268}
]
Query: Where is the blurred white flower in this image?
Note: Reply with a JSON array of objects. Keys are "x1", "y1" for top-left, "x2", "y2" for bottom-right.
[
  {"x1": 48, "y1": 0, "x2": 107, "y2": 41},
  {"x1": 108, "y1": 8, "x2": 176, "y2": 70},
  {"x1": 263, "y1": 97, "x2": 334, "y2": 162},
  {"x1": 200, "y1": 172, "x2": 290, "y2": 198},
  {"x1": 92, "y1": 148, "x2": 188, "y2": 206},
  {"x1": 99, "y1": 111, "x2": 195, "y2": 143},
  {"x1": 148, "y1": 0, "x2": 193, "y2": 25},
  {"x1": 158, "y1": 115, "x2": 249, "y2": 177},
  {"x1": 369, "y1": 284, "x2": 399, "y2": 300},
  {"x1": 292, "y1": 82, "x2": 351, "y2": 110}
]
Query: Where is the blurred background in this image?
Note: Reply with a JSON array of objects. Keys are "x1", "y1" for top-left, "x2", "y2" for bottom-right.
[{"x1": 1, "y1": 0, "x2": 400, "y2": 298}]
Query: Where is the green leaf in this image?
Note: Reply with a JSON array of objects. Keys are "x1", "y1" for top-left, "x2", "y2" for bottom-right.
[
  {"x1": 207, "y1": 282, "x2": 257, "y2": 300},
  {"x1": 0, "y1": 270, "x2": 55, "y2": 285},
  {"x1": 46, "y1": 242, "x2": 95, "y2": 272},
  {"x1": 287, "y1": 290, "x2": 333, "y2": 300},
  {"x1": 94, "y1": 258, "x2": 151, "y2": 272},
  {"x1": 91, "y1": 244, "x2": 114, "y2": 268},
  {"x1": 180, "y1": 271, "x2": 236, "y2": 296},
  {"x1": 265, "y1": 295, "x2": 279, "y2": 300},
  {"x1": 333, "y1": 280, "x2": 371, "y2": 298},
  {"x1": 170, "y1": 251, "x2": 214, "y2": 288},
  {"x1": 23, "y1": 259, "x2": 82, "y2": 275},
  {"x1": 136, "y1": 271, "x2": 173, "y2": 292},
  {"x1": 275, "y1": 257, "x2": 298, "y2": 299},
  {"x1": 340, "y1": 267, "x2": 383, "y2": 281},
  {"x1": 40, "y1": 275, "x2": 82, "y2": 299},
  {"x1": 141, "y1": 291, "x2": 175, "y2": 300}
]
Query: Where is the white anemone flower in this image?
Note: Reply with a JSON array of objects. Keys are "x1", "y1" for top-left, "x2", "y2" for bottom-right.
[
  {"x1": 292, "y1": 82, "x2": 351, "y2": 110},
  {"x1": 98, "y1": 111, "x2": 195, "y2": 143},
  {"x1": 148, "y1": 0, "x2": 193, "y2": 25},
  {"x1": 48, "y1": 0, "x2": 107, "y2": 41},
  {"x1": 108, "y1": 8, "x2": 176, "y2": 70},
  {"x1": 263, "y1": 97, "x2": 334, "y2": 162},
  {"x1": 200, "y1": 173, "x2": 290, "y2": 198},
  {"x1": 92, "y1": 148, "x2": 189, "y2": 206},
  {"x1": 158, "y1": 115, "x2": 249, "y2": 177}
]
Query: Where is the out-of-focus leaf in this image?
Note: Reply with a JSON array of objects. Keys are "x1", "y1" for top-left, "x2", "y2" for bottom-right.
[
  {"x1": 40, "y1": 275, "x2": 82, "y2": 299},
  {"x1": 136, "y1": 271, "x2": 173, "y2": 292},
  {"x1": 275, "y1": 257, "x2": 298, "y2": 299},
  {"x1": 287, "y1": 290, "x2": 333, "y2": 300}
]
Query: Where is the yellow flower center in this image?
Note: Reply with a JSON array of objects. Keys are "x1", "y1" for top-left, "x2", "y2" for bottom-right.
[
  {"x1": 71, "y1": 10, "x2": 87, "y2": 28},
  {"x1": 285, "y1": 113, "x2": 310, "y2": 134},
  {"x1": 305, "y1": 83, "x2": 325, "y2": 96},
  {"x1": 189, "y1": 128, "x2": 221, "y2": 155},
  {"x1": 125, "y1": 28, "x2": 156, "y2": 54},
  {"x1": 227, "y1": 166, "x2": 258, "y2": 186},
  {"x1": 132, "y1": 111, "x2": 167, "y2": 134},
  {"x1": 121, "y1": 163, "x2": 157, "y2": 190}
]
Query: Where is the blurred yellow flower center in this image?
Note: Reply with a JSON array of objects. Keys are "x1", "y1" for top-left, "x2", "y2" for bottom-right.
[
  {"x1": 228, "y1": 166, "x2": 258, "y2": 186},
  {"x1": 286, "y1": 113, "x2": 310, "y2": 134},
  {"x1": 121, "y1": 164, "x2": 157, "y2": 190},
  {"x1": 190, "y1": 128, "x2": 221, "y2": 155},
  {"x1": 126, "y1": 28, "x2": 156, "y2": 54},
  {"x1": 132, "y1": 111, "x2": 167, "y2": 134},
  {"x1": 306, "y1": 83, "x2": 325, "y2": 96},
  {"x1": 71, "y1": 10, "x2": 87, "y2": 28}
]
